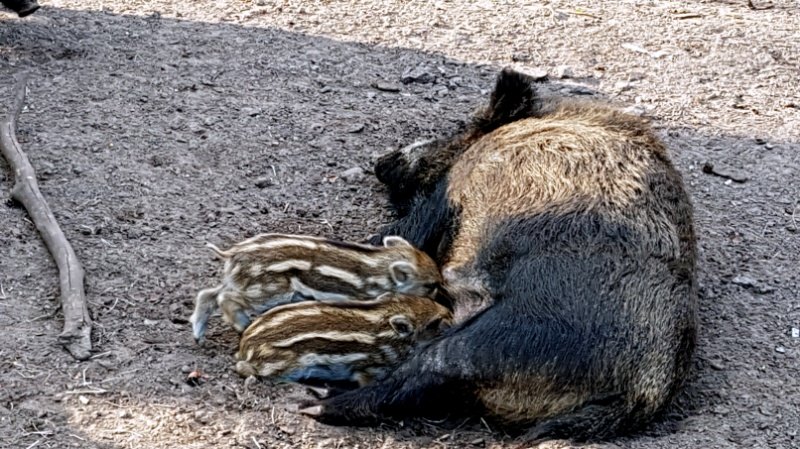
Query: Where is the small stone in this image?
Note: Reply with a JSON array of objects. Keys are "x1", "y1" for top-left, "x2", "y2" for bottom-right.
[
  {"x1": 708, "y1": 359, "x2": 725, "y2": 370},
  {"x1": 755, "y1": 138, "x2": 767, "y2": 145},
  {"x1": 347, "y1": 123, "x2": 365, "y2": 133},
  {"x1": 713, "y1": 405, "x2": 730, "y2": 415},
  {"x1": 791, "y1": 327, "x2": 799, "y2": 339},
  {"x1": 241, "y1": 107, "x2": 262, "y2": 117},
  {"x1": 278, "y1": 425, "x2": 296, "y2": 435},
  {"x1": 194, "y1": 410, "x2": 209, "y2": 424},
  {"x1": 181, "y1": 365, "x2": 192, "y2": 374},
  {"x1": 564, "y1": 84, "x2": 594, "y2": 95},
  {"x1": 372, "y1": 82, "x2": 401, "y2": 93},
  {"x1": 143, "y1": 319, "x2": 159, "y2": 326},
  {"x1": 78, "y1": 395, "x2": 90, "y2": 405},
  {"x1": 319, "y1": 86, "x2": 332, "y2": 93},
  {"x1": 614, "y1": 81, "x2": 633, "y2": 92},
  {"x1": 628, "y1": 72, "x2": 647, "y2": 81},
  {"x1": 556, "y1": 65, "x2": 574, "y2": 79},
  {"x1": 340, "y1": 167, "x2": 365, "y2": 183},
  {"x1": 401, "y1": 67, "x2": 436, "y2": 84},
  {"x1": 623, "y1": 105, "x2": 647, "y2": 116},
  {"x1": 764, "y1": 143, "x2": 774, "y2": 150},
  {"x1": 254, "y1": 177, "x2": 275, "y2": 188},
  {"x1": 524, "y1": 69, "x2": 549, "y2": 81},
  {"x1": 732, "y1": 275, "x2": 757, "y2": 288},
  {"x1": 117, "y1": 409, "x2": 132, "y2": 419},
  {"x1": 755, "y1": 285, "x2": 776, "y2": 294},
  {"x1": 238, "y1": 184, "x2": 246, "y2": 191},
  {"x1": 775, "y1": 346, "x2": 786, "y2": 354}
]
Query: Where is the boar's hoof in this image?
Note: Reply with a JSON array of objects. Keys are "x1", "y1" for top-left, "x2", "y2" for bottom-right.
[
  {"x1": 298, "y1": 405, "x2": 324, "y2": 417},
  {"x1": 305, "y1": 387, "x2": 331, "y2": 400}
]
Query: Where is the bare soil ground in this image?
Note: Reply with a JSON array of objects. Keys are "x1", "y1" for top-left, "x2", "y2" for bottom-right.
[{"x1": 1, "y1": 1, "x2": 798, "y2": 448}]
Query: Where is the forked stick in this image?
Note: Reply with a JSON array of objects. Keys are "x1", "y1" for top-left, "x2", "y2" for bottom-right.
[{"x1": 0, "y1": 74, "x2": 92, "y2": 360}]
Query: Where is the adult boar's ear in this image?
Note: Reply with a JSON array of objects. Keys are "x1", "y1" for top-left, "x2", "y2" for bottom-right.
[{"x1": 478, "y1": 67, "x2": 543, "y2": 131}]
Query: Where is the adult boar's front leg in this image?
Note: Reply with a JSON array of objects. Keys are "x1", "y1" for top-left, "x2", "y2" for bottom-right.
[{"x1": 366, "y1": 179, "x2": 458, "y2": 263}]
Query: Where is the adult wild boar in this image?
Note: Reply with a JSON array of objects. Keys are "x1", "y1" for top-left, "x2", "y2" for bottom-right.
[{"x1": 300, "y1": 68, "x2": 697, "y2": 442}]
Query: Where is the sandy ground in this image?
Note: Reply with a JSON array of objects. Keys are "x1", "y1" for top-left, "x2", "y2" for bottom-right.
[{"x1": 1, "y1": 1, "x2": 799, "y2": 448}]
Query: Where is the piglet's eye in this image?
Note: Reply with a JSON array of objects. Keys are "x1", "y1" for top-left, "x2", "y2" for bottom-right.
[{"x1": 389, "y1": 315, "x2": 414, "y2": 337}]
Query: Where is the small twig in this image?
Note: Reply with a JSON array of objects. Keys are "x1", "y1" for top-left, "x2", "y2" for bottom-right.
[
  {"x1": 21, "y1": 430, "x2": 53, "y2": 437},
  {"x1": 0, "y1": 282, "x2": 7, "y2": 299},
  {"x1": 62, "y1": 388, "x2": 109, "y2": 395},
  {"x1": 251, "y1": 436, "x2": 262, "y2": 449},
  {"x1": 24, "y1": 309, "x2": 59, "y2": 323},
  {"x1": 480, "y1": 417, "x2": 493, "y2": 433},
  {"x1": 89, "y1": 350, "x2": 113, "y2": 360},
  {"x1": 701, "y1": 162, "x2": 748, "y2": 183},
  {"x1": 0, "y1": 74, "x2": 92, "y2": 360},
  {"x1": 25, "y1": 439, "x2": 41, "y2": 449},
  {"x1": 569, "y1": 8, "x2": 601, "y2": 20}
]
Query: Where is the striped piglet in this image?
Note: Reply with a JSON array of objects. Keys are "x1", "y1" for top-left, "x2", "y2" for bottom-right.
[
  {"x1": 190, "y1": 233, "x2": 442, "y2": 343},
  {"x1": 235, "y1": 292, "x2": 452, "y2": 387}
]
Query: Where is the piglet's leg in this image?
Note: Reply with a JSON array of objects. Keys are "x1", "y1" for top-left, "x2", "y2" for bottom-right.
[{"x1": 190, "y1": 285, "x2": 222, "y2": 343}]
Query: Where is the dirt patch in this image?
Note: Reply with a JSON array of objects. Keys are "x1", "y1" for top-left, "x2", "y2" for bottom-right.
[{"x1": 1, "y1": 1, "x2": 798, "y2": 448}]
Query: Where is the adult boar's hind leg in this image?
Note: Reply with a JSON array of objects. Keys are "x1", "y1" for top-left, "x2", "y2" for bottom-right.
[{"x1": 299, "y1": 303, "x2": 625, "y2": 440}]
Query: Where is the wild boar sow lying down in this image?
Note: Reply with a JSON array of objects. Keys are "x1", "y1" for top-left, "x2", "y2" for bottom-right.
[
  {"x1": 190, "y1": 234, "x2": 442, "y2": 342},
  {"x1": 235, "y1": 293, "x2": 452, "y2": 387},
  {"x1": 300, "y1": 68, "x2": 698, "y2": 442}
]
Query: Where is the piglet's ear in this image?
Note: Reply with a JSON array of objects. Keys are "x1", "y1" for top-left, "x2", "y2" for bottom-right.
[
  {"x1": 390, "y1": 261, "x2": 417, "y2": 286},
  {"x1": 389, "y1": 315, "x2": 414, "y2": 337},
  {"x1": 383, "y1": 236, "x2": 412, "y2": 248}
]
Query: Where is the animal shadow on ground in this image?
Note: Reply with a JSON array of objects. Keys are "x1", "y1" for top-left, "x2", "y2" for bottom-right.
[{"x1": 1, "y1": 6, "x2": 798, "y2": 449}]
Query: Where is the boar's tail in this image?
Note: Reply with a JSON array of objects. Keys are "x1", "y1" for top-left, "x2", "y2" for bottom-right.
[{"x1": 205, "y1": 242, "x2": 231, "y2": 259}]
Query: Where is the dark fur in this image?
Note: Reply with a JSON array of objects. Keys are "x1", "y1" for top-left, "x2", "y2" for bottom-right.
[
  {"x1": 1, "y1": 0, "x2": 39, "y2": 17},
  {"x1": 303, "y1": 68, "x2": 698, "y2": 442}
]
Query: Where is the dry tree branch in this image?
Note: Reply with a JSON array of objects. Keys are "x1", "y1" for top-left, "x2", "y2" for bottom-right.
[{"x1": 0, "y1": 73, "x2": 92, "y2": 360}]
